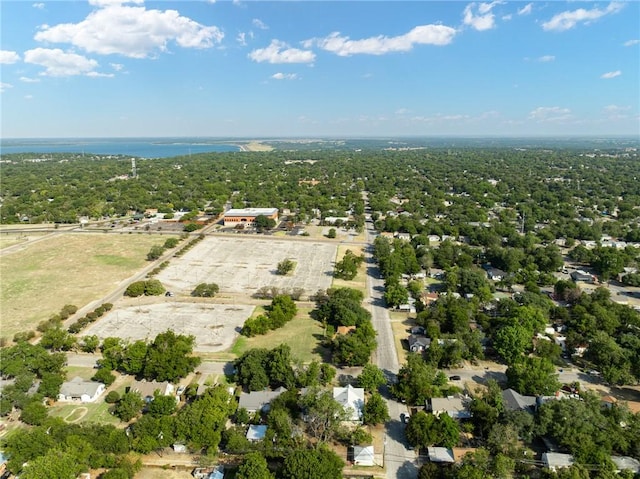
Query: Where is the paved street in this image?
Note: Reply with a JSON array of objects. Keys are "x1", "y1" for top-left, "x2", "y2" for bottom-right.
[{"x1": 363, "y1": 217, "x2": 419, "y2": 479}]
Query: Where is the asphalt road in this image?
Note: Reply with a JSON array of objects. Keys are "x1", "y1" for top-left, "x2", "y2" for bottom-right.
[{"x1": 363, "y1": 218, "x2": 419, "y2": 479}]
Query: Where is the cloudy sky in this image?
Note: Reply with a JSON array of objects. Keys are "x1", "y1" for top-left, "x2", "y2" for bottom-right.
[{"x1": 1, "y1": 0, "x2": 638, "y2": 138}]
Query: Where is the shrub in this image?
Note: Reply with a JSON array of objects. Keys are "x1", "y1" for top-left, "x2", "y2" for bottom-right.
[
  {"x1": 105, "y1": 391, "x2": 121, "y2": 404},
  {"x1": 125, "y1": 281, "x2": 146, "y2": 297}
]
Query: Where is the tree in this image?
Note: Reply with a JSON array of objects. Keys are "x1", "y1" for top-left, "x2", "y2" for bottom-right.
[
  {"x1": 406, "y1": 411, "x2": 439, "y2": 449},
  {"x1": 357, "y1": 363, "x2": 387, "y2": 392},
  {"x1": 143, "y1": 330, "x2": 201, "y2": 382},
  {"x1": 506, "y1": 356, "x2": 560, "y2": 396},
  {"x1": 384, "y1": 283, "x2": 409, "y2": 308},
  {"x1": 493, "y1": 324, "x2": 532, "y2": 365},
  {"x1": 144, "y1": 279, "x2": 165, "y2": 296},
  {"x1": 148, "y1": 392, "x2": 177, "y2": 417},
  {"x1": 334, "y1": 250, "x2": 364, "y2": 280},
  {"x1": 362, "y1": 392, "x2": 390, "y2": 425},
  {"x1": 20, "y1": 401, "x2": 48, "y2": 425},
  {"x1": 191, "y1": 282, "x2": 220, "y2": 297},
  {"x1": 300, "y1": 389, "x2": 348, "y2": 443},
  {"x1": 254, "y1": 215, "x2": 276, "y2": 230},
  {"x1": 124, "y1": 281, "x2": 145, "y2": 297},
  {"x1": 92, "y1": 367, "x2": 116, "y2": 386},
  {"x1": 327, "y1": 228, "x2": 337, "y2": 239},
  {"x1": 237, "y1": 452, "x2": 274, "y2": 479},
  {"x1": 281, "y1": 446, "x2": 344, "y2": 479},
  {"x1": 40, "y1": 327, "x2": 75, "y2": 351},
  {"x1": 147, "y1": 245, "x2": 165, "y2": 261},
  {"x1": 20, "y1": 449, "x2": 82, "y2": 479},
  {"x1": 276, "y1": 259, "x2": 295, "y2": 275},
  {"x1": 392, "y1": 354, "x2": 442, "y2": 405},
  {"x1": 114, "y1": 391, "x2": 144, "y2": 422}
]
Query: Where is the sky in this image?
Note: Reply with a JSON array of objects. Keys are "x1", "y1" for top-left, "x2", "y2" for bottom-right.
[{"x1": 1, "y1": 0, "x2": 639, "y2": 138}]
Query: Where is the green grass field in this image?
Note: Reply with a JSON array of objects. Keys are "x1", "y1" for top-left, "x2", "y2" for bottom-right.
[
  {"x1": 228, "y1": 308, "x2": 330, "y2": 363},
  {"x1": 0, "y1": 232, "x2": 161, "y2": 340},
  {"x1": 48, "y1": 401, "x2": 121, "y2": 425},
  {"x1": 331, "y1": 245, "x2": 368, "y2": 294}
]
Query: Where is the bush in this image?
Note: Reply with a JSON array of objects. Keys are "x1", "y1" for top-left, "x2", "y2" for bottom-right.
[
  {"x1": 163, "y1": 237, "x2": 179, "y2": 248},
  {"x1": 191, "y1": 283, "x2": 220, "y2": 297},
  {"x1": 93, "y1": 368, "x2": 116, "y2": 387},
  {"x1": 125, "y1": 281, "x2": 146, "y2": 297},
  {"x1": 105, "y1": 391, "x2": 121, "y2": 404},
  {"x1": 144, "y1": 279, "x2": 165, "y2": 296},
  {"x1": 327, "y1": 228, "x2": 337, "y2": 239}
]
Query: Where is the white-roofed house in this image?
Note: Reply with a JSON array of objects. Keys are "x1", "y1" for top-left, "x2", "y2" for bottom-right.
[
  {"x1": 542, "y1": 452, "x2": 574, "y2": 472},
  {"x1": 246, "y1": 424, "x2": 268, "y2": 442},
  {"x1": 57, "y1": 377, "x2": 105, "y2": 403},
  {"x1": 351, "y1": 445, "x2": 375, "y2": 466},
  {"x1": 429, "y1": 396, "x2": 472, "y2": 419},
  {"x1": 333, "y1": 384, "x2": 365, "y2": 422},
  {"x1": 427, "y1": 447, "x2": 455, "y2": 463}
]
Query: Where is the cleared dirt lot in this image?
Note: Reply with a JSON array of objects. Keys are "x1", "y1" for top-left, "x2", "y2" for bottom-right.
[
  {"x1": 156, "y1": 235, "x2": 337, "y2": 297},
  {"x1": 81, "y1": 302, "x2": 254, "y2": 353}
]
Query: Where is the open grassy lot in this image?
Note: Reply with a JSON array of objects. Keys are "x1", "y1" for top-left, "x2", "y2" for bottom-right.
[
  {"x1": 229, "y1": 308, "x2": 330, "y2": 363},
  {"x1": 48, "y1": 400, "x2": 121, "y2": 425},
  {"x1": 389, "y1": 311, "x2": 414, "y2": 365},
  {"x1": 0, "y1": 232, "x2": 47, "y2": 249},
  {"x1": 0, "y1": 232, "x2": 161, "y2": 340},
  {"x1": 331, "y1": 245, "x2": 367, "y2": 294}
]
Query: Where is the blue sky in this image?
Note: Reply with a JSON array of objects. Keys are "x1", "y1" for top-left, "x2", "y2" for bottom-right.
[{"x1": 1, "y1": 0, "x2": 638, "y2": 138}]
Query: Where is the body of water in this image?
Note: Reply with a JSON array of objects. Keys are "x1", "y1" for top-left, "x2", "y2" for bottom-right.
[{"x1": 0, "y1": 138, "x2": 242, "y2": 158}]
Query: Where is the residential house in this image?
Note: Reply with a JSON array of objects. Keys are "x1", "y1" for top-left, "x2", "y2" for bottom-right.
[
  {"x1": 351, "y1": 445, "x2": 375, "y2": 466},
  {"x1": 333, "y1": 384, "x2": 365, "y2": 421},
  {"x1": 570, "y1": 270, "x2": 594, "y2": 283},
  {"x1": 130, "y1": 380, "x2": 174, "y2": 403},
  {"x1": 246, "y1": 425, "x2": 268, "y2": 442},
  {"x1": 430, "y1": 396, "x2": 472, "y2": 419},
  {"x1": 611, "y1": 456, "x2": 640, "y2": 474},
  {"x1": 410, "y1": 325, "x2": 426, "y2": 335},
  {"x1": 58, "y1": 377, "x2": 105, "y2": 403},
  {"x1": 192, "y1": 466, "x2": 224, "y2": 479},
  {"x1": 408, "y1": 335, "x2": 431, "y2": 353},
  {"x1": 483, "y1": 265, "x2": 507, "y2": 281},
  {"x1": 427, "y1": 447, "x2": 455, "y2": 463},
  {"x1": 502, "y1": 388, "x2": 537, "y2": 413},
  {"x1": 238, "y1": 387, "x2": 287, "y2": 414},
  {"x1": 542, "y1": 452, "x2": 574, "y2": 472}
]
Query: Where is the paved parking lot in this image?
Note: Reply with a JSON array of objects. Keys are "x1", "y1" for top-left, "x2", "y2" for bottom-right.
[
  {"x1": 81, "y1": 302, "x2": 254, "y2": 353},
  {"x1": 156, "y1": 236, "x2": 337, "y2": 297}
]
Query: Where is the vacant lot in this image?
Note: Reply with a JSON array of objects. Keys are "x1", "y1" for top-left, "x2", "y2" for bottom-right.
[
  {"x1": 82, "y1": 301, "x2": 254, "y2": 353},
  {"x1": 156, "y1": 236, "x2": 337, "y2": 297},
  {"x1": 0, "y1": 233, "x2": 161, "y2": 339}
]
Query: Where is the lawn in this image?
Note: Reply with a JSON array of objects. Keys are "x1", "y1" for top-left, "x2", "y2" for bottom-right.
[
  {"x1": 48, "y1": 401, "x2": 121, "y2": 426},
  {"x1": 389, "y1": 311, "x2": 414, "y2": 365},
  {"x1": 0, "y1": 232, "x2": 161, "y2": 340},
  {"x1": 331, "y1": 245, "x2": 367, "y2": 295},
  {"x1": 228, "y1": 308, "x2": 330, "y2": 363}
]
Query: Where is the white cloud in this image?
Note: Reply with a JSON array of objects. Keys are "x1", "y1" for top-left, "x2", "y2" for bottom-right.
[
  {"x1": 20, "y1": 76, "x2": 41, "y2": 83},
  {"x1": 34, "y1": 3, "x2": 223, "y2": 58},
  {"x1": 0, "y1": 82, "x2": 13, "y2": 93},
  {"x1": 502, "y1": 14, "x2": 512, "y2": 21},
  {"x1": 601, "y1": 70, "x2": 621, "y2": 79},
  {"x1": 23, "y1": 48, "x2": 101, "y2": 76},
  {"x1": 237, "y1": 32, "x2": 247, "y2": 46},
  {"x1": 271, "y1": 72, "x2": 298, "y2": 80},
  {"x1": 306, "y1": 24, "x2": 456, "y2": 57},
  {"x1": 110, "y1": 62, "x2": 124, "y2": 71},
  {"x1": 603, "y1": 104, "x2": 630, "y2": 120},
  {"x1": 528, "y1": 106, "x2": 572, "y2": 122},
  {"x1": 248, "y1": 40, "x2": 315, "y2": 64},
  {"x1": 0, "y1": 50, "x2": 20, "y2": 64},
  {"x1": 542, "y1": 2, "x2": 623, "y2": 32},
  {"x1": 538, "y1": 55, "x2": 555, "y2": 62},
  {"x1": 623, "y1": 39, "x2": 639, "y2": 47},
  {"x1": 32, "y1": 2, "x2": 45, "y2": 9},
  {"x1": 25, "y1": 95, "x2": 34, "y2": 100},
  {"x1": 518, "y1": 3, "x2": 533, "y2": 15},
  {"x1": 252, "y1": 18, "x2": 268, "y2": 30},
  {"x1": 463, "y1": 1, "x2": 503, "y2": 31}
]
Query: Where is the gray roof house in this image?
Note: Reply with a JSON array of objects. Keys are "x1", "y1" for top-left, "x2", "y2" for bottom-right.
[
  {"x1": 430, "y1": 396, "x2": 472, "y2": 419},
  {"x1": 58, "y1": 377, "x2": 105, "y2": 403},
  {"x1": 611, "y1": 456, "x2": 640, "y2": 474},
  {"x1": 352, "y1": 445, "x2": 375, "y2": 466},
  {"x1": 427, "y1": 447, "x2": 455, "y2": 463},
  {"x1": 238, "y1": 387, "x2": 287, "y2": 413},
  {"x1": 408, "y1": 335, "x2": 431, "y2": 352},
  {"x1": 333, "y1": 384, "x2": 365, "y2": 421},
  {"x1": 130, "y1": 380, "x2": 174, "y2": 403},
  {"x1": 542, "y1": 452, "x2": 574, "y2": 471},
  {"x1": 502, "y1": 388, "x2": 537, "y2": 412}
]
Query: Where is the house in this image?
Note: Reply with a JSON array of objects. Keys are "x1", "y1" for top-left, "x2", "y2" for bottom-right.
[
  {"x1": 410, "y1": 325, "x2": 426, "y2": 335},
  {"x1": 333, "y1": 384, "x2": 365, "y2": 421},
  {"x1": 58, "y1": 377, "x2": 105, "y2": 403},
  {"x1": 484, "y1": 265, "x2": 507, "y2": 281},
  {"x1": 130, "y1": 380, "x2": 174, "y2": 403},
  {"x1": 246, "y1": 425, "x2": 268, "y2": 442},
  {"x1": 502, "y1": 388, "x2": 537, "y2": 413},
  {"x1": 172, "y1": 443, "x2": 187, "y2": 453},
  {"x1": 542, "y1": 452, "x2": 574, "y2": 471},
  {"x1": 427, "y1": 447, "x2": 455, "y2": 463},
  {"x1": 192, "y1": 466, "x2": 224, "y2": 479},
  {"x1": 570, "y1": 270, "x2": 594, "y2": 283},
  {"x1": 238, "y1": 387, "x2": 287, "y2": 414},
  {"x1": 611, "y1": 456, "x2": 640, "y2": 474},
  {"x1": 430, "y1": 396, "x2": 472, "y2": 419},
  {"x1": 223, "y1": 207, "x2": 278, "y2": 227},
  {"x1": 408, "y1": 335, "x2": 431, "y2": 352},
  {"x1": 351, "y1": 445, "x2": 375, "y2": 466}
]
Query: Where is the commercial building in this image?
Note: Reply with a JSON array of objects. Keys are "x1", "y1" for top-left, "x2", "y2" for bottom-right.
[{"x1": 223, "y1": 207, "x2": 278, "y2": 227}]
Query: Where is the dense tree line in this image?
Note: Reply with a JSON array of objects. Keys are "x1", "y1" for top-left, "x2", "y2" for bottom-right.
[{"x1": 241, "y1": 295, "x2": 298, "y2": 337}]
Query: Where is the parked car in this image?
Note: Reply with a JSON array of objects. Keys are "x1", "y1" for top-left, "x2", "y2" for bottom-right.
[{"x1": 449, "y1": 375, "x2": 461, "y2": 381}]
